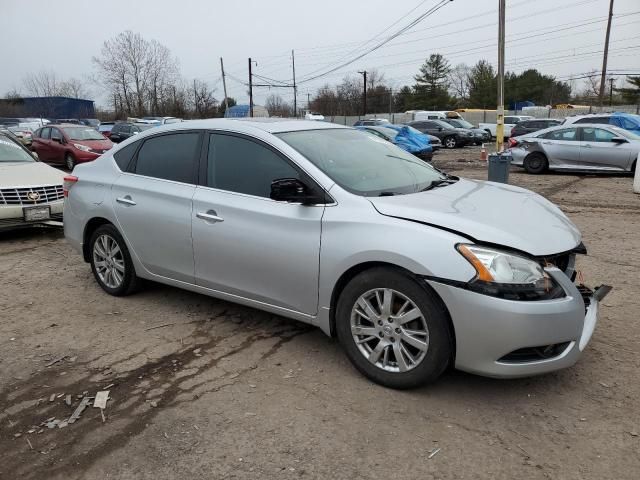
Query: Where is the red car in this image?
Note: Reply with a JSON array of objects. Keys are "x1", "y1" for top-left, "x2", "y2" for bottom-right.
[{"x1": 32, "y1": 124, "x2": 114, "y2": 170}]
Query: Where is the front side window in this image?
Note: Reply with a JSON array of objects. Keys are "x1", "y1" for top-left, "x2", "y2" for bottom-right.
[
  {"x1": 41, "y1": 127, "x2": 51, "y2": 139},
  {"x1": 51, "y1": 128, "x2": 62, "y2": 140},
  {"x1": 276, "y1": 128, "x2": 446, "y2": 196},
  {"x1": 581, "y1": 127, "x2": 616, "y2": 142},
  {"x1": 207, "y1": 133, "x2": 300, "y2": 198},
  {"x1": 134, "y1": 133, "x2": 200, "y2": 183},
  {"x1": 544, "y1": 128, "x2": 578, "y2": 141}
]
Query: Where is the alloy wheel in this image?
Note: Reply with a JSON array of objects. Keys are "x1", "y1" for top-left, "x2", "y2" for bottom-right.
[
  {"x1": 445, "y1": 137, "x2": 456, "y2": 148},
  {"x1": 350, "y1": 288, "x2": 429, "y2": 373},
  {"x1": 93, "y1": 234, "x2": 125, "y2": 289}
]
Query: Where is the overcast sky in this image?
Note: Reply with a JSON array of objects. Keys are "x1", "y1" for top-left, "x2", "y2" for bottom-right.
[{"x1": 2, "y1": 0, "x2": 639, "y2": 108}]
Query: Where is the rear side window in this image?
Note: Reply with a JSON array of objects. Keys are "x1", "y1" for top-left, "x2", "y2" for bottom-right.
[
  {"x1": 544, "y1": 128, "x2": 578, "y2": 141},
  {"x1": 134, "y1": 133, "x2": 200, "y2": 183},
  {"x1": 113, "y1": 142, "x2": 139, "y2": 171},
  {"x1": 207, "y1": 133, "x2": 300, "y2": 198}
]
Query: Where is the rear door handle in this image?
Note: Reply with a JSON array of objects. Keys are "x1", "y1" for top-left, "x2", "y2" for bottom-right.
[
  {"x1": 116, "y1": 196, "x2": 136, "y2": 206},
  {"x1": 196, "y1": 210, "x2": 224, "y2": 223}
]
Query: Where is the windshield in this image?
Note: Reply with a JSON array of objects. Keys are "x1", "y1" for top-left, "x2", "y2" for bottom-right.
[
  {"x1": 63, "y1": 127, "x2": 105, "y2": 141},
  {"x1": 0, "y1": 137, "x2": 35, "y2": 162},
  {"x1": 374, "y1": 127, "x2": 398, "y2": 139},
  {"x1": 276, "y1": 129, "x2": 446, "y2": 196},
  {"x1": 136, "y1": 124, "x2": 156, "y2": 131}
]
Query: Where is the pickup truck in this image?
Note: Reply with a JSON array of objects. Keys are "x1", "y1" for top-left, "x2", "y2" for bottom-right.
[{"x1": 479, "y1": 115, "x2": 534, "y2": 139}]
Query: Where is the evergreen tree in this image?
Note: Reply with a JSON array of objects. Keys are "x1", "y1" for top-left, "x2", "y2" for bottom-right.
[{"x1": 413, "y1": 54, "x2": 451, "y2": 109}]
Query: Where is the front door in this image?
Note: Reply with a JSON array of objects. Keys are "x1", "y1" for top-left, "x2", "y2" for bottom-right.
[
  {"x1": 192, "y1": 132, "x2": 324, "y2": 315},
  {"x1": 49, "y1": 127, "x2": 65, "y2": 164},
  {"x1": 111, "y1": 131, "x2": 202, "y2": 283},
  {"x1": 579, "y1": 127, "x2": 633, "y2": 170}
]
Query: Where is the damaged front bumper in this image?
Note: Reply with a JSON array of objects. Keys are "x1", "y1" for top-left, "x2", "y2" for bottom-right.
[{"x1": 427, "y1": 269, "x2": 611, "y2": 379}]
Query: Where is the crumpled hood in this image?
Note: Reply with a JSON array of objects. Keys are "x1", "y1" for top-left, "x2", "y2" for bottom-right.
[
  {"x1": 0, "y1": 161, "x2": 65, "y2": 187},
  {"x1": 369, "y1": 178, "x2": 581, "y2": 256}
]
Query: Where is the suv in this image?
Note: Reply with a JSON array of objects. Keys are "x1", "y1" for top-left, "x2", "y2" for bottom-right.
[
  {"x1": 510, "y1": 119, "x2": 562, "y2": 137},
  {"x1": 562, "y1": 112, "x2": 640, "y2": 135},
  {"x1": 408, "y1": 119, "x2": 474, "y2": 148}
]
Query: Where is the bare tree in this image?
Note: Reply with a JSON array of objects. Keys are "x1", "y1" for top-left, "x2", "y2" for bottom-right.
[
  {"x1": 24, "y1": 70, "x2": 61, "y2": 97},
  {"x1": 58, "y1": 78, "x2": 89, "y2": 98},
  {"x1": 448, "y1": 63, "x2": 471, "y2": 103},
  {"x1": 93, "y1": 31, "x2": 180, "y2": 117},
  {"x1": 265, "y1": 94, "x2": 292, "y2": 117},
  {"x1": 191, "y1": 79, "x2": 218, "y2": 118}
]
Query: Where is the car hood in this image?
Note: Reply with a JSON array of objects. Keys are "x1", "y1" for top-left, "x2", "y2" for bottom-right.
[
  {"x1": 368, "y1": 178, "x2": 581, "y2": 256},
  {"x1": 0, "y1": 161, "x2": 65, "y2": 187},
  {"x1": 70, "y1": 139, "x2": 113, "y2": 149}
]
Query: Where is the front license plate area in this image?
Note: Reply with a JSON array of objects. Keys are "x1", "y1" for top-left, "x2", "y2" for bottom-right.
[{"x1": 23, "y1": 206, "x2": 51, "y2": 222}]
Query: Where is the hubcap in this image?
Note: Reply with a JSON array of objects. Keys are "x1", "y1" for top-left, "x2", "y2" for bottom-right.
[
  {"x1": 93, "y1": 234, "x2": 125, "y2": 289},
  {"x1": 351, "y1": 288, "x2": 429, "y2": 373}
]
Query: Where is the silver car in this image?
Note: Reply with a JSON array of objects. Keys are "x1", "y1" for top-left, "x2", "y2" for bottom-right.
[
  {"x1": 509, "y1": 123, "x2": 639, "y2": 174},
  {"x1": 63, "y1": 119, "x2": 609, "y2": 388}
]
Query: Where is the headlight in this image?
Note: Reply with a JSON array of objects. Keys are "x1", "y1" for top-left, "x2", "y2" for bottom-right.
[
  {"x1": 456, "y1": 244, "x2": 564, "y2": 300},
  {"x1": 73, "y1": 143, "x2": 92, "y2": 152}
]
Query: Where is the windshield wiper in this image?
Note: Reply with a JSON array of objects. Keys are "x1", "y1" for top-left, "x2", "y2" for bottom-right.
[
  {"x1": 378, "y1": 191, "x2": 397, "y2": 196},
  {"x1": 419, "y1": 178, "x2": 458, "y2": 192}
]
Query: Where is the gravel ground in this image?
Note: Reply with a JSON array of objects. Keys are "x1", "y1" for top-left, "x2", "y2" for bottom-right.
[{"x1": 1, "y1": 146, "x2": 639, "y2": 479}]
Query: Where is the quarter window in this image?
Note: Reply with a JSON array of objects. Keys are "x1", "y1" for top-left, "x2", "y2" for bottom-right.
[
  {"x1": 114, "y1": 142, "x2": 139, "y2": 171},
  {"x1": 207, "y1": 133, "x2": 300, "y2": 198},
  {"x1": 134, "y1": 133, "x2": 200, "y2": 183}
]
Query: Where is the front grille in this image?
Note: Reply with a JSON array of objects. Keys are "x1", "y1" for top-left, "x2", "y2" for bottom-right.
[{"x1": 0, "y1": 185, "x2": 64, "y2": 205}]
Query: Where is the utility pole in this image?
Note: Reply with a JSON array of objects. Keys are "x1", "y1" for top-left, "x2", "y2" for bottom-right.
[
  {"x1": 496, "y1": 0, "x2": 506, "y2": 152},
  {"x1": 609, "y1": 78, "x2": 614, "y2": 106},
  {"x1": 292, "y1": 50, "x2": 297, "y2": 118},
  {"x1": 598, "y1": 0, "x2": 615, "y2": 107},
  {"x1": 307, "y1": 92, "x2": 311, "y2": 110},
  {"x1": 193, "y1": 79, "x2": 198, "y2": 116},
  {"x1": 358, "y1": 70, "x2": 367, "y2": 117},
  {"x1": 220, "y1": 57, "x2": 229, "y2": 114},
  {"x1": 248, "y1": 57, "x2": 254, "y2": 117}
]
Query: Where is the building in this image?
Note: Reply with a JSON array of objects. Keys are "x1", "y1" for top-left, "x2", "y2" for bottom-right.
[{"x1": 0, "y1": 96, "x2": 96, "y2": 119}]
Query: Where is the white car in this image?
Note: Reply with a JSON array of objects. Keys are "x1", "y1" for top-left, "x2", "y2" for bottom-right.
[
  {"x1": 304, "y1": 112, "x2": 325, "y2": 121},
  {"x1": 0, "y1": 132, "x2": 65, "y2": 231},
  {"x1": 479, "y1": 115, "x2": 534, "y2": 139}
]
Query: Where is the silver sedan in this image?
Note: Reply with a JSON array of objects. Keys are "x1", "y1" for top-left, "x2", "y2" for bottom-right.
[
  {"x1": 508, "y1": 123, "x2": 639, "y2": 174},
  {"x1": 63, "y1": 119, "x2": 609, "y2": 388}
]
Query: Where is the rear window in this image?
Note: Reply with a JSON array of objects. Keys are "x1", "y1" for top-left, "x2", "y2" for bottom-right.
[{"x1": 575, "y1": 117, "x2": 610, "y2": 125}]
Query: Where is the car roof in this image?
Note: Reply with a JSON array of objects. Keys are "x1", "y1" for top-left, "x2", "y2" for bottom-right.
[{"x1": 137, "y1": 118, "x2": 348, "y2": 134}]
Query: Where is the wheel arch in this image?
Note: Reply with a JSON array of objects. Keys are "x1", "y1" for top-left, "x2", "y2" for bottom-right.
[
  {"x1": 82, "y1": 217, "x2": 114, "y2": 262},
  {"x1": 328, "y1": 261, "x2": 456, "y2": 362}
]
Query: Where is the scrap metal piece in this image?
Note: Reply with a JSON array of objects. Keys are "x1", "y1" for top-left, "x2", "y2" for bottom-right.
[
  {"x1": 93, "y1": 391, "x2": 110, "y2": 410},
  {"x1": 68, "y1": 397, "x2": 91, "y2": 424}
]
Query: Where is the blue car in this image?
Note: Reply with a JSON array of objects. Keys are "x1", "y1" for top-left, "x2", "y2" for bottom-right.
[{"x1": 356, "y1": 124, "x2": 434, "y2": 161}]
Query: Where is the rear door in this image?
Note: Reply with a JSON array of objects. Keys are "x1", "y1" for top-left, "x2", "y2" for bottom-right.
[
  {"x1": 191, "y1": 132, "x2": 324, "y2": 315},
  {"x1": 578, "y1": 127, "x2": 632, "y2": 170},
  {"x1": 111, "y1": 131, "x2": 202, "y2": 283},
  {"x1": 539, "y1": 127, "x2": 581, "y2": 167}
]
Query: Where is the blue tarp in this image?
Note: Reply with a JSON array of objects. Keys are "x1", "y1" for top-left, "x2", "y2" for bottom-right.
[
  {"x1": 383, "y1": 124, "x2": 432, "y2": 154},
  {"x1": 225, "y1": 105, "x2": 250, "y2": 118},
  {"x1": 610, "y1": 112, "x2": 640, "y2": 134}
]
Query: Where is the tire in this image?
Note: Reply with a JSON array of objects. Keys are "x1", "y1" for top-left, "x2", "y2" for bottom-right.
[
  {"x1": 89, "y1": 224, "x2": 141, "y2": 296},
  {"x1": 523, "y1": 152, "x2": 548, "y2": 174},
  {"x1": 65, "y1": 153, "x2": 76, "y2": 171},
  {"x1": 444, "y1": 136, "x2": 457, "y2": 149},
  {"x1": 335, "y1": 267, "x2": 452, "y2": 389}
]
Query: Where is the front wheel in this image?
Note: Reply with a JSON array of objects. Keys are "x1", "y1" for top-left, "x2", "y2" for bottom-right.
[
  {"x1": 444, "y1": 136, "x2": 457, "y2": 149},
  {"x1": 65, "y1": 153, "x2": 76, "y2": 171},
  {"x1": 336, "y1": 268, "x2": 452, "y2": 389},
  {"x1": 89, "y1": 224, "x2": 141, "y2": 296}
]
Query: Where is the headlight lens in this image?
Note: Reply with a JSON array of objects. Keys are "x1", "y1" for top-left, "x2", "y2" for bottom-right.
[
  {"x1": 73, "y1": 143, "x2": 91, "y2": 152},
  {"x1": 456, "y1": 244, "x2": 564, "y2": 300}
]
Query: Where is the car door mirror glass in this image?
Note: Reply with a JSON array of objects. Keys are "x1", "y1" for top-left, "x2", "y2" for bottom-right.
[{"x1": 270, "y1": 178, "x2": 324, "y2": 205}]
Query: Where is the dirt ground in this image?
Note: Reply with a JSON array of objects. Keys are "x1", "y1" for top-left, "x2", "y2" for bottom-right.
[{"x1": 1, "y1": 145, "x2": 639, "y2": 480}]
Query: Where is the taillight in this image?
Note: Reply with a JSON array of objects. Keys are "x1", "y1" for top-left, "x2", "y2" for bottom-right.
[
  {"x1": 63, "y1": 175, "x2": 78, "y2": 197},
  {"x1": 508, "y1": 137, "x2": 519, "y2": 148}
]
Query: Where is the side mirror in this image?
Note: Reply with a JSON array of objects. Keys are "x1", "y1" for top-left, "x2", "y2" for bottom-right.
[
  {"x1": 270, "y1": 178, "x2": 325, "y2": 205},
  {"x1": 438, "y1": 127, "x2": 443, "y2": 131},
  {"x1": 611, "y1": 136, "x2": 627, "y2": 144}
]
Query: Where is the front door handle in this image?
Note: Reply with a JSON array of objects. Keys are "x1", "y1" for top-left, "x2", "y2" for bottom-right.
[
  {"x1": 196, "y1": 210, "x2": 224, "y2": 223},
  {"x1": 116, "y1": 196, "x2": 136, "y2": 206}
]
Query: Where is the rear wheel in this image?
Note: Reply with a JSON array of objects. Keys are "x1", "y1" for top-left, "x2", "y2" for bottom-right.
[
  {"x1": 444, "y1": 136, "x2": 457, "y2": 149},
  {"x1": 336, "y1": 267, "x2": 452, "y2": 389},
  {"x1": 65, "y1": 153, "x2": 75, "y2": 171},
  {"x1": 523, "y1": 152, "x2": 548, "y2": 174},
  {"x1": 89, "y1": 224, "x2": 140, "y2": 296}
]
